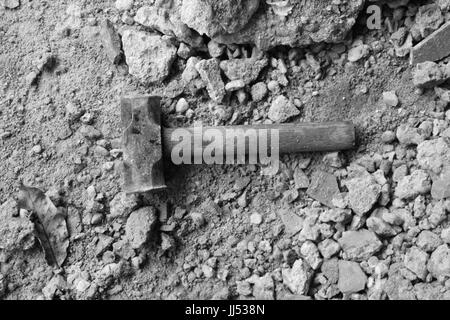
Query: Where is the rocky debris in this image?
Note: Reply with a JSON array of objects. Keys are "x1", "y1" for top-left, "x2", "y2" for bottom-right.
[
  {"x1": 344, "y1": 167, "x2": 381, "y2": 216},
  {"x1": 338, "y1": 230, "x2": 383, "y2": 261},
  {"x1": 412, "y1": 61, "x2": 448, "y2": 89},
  {"x1": 395, "y1": 170, "x2": 432, "y2": 200},
  {"x1": 2, "y1": 0, "x2": 20, "y2": 9},
  {"x1": 282, "y1": 259, "x2": 313, "y2": 295},
  {"x1": 249, "y1": 212, "x2": 262, "y2": 225},
  {"x1": 175, "y1": 98, "x2": 189, "y2": 114},
  {"x1": 404, "y1": 247, "x2": 429, "y2": 280},
  {"x1": 180, "y1": 0, "x2": 260, "y2": 38},
  {"x1": 367, "y1": 209, "x2": 400, "y2": 238},
  {"x1": 225, "y1": 80, "x2": 245, "y2": 92},
  {"x1": 412, "y1": 22, "x2": 450, "y2": 65},
  {"x1": 417, "y1": 138, "x2": 450, "y2": 174},
  {"x1": 348, "y1": 44, "x2": 370, "y2": 62},
  {"x1": 100, "y1": 20, "x2": 123, "y2": 65},
  {"x1": 427, "y1": 244, "x2": 450, "y2": 278},
  {"x1": 322, "y1": 152, "x2": 344, "y2": 168},
  {"x1": 382, "y1": 91, "x2": 399, "y2": 107},
  {"x1": 213, "y1": 1, "x2": 365, "y2": 50},
  {"x1": 125, "y1": 207, "x2": 157, "y2": 249},
  {"x1": 306, "y1": 171, "x2": 340, "y2": 208},
  {"x1": 195, "y1": 58, "x2": 226, "y2": 102},
  {"x1": 267, "y1": 95, "x2": 299, "y2": 123},
  {"x1": 318, "y1": 239, "x2": 340, "y2": 259},
  {"x1": 396, "y1": 124, "x2": 426, "y2": 145},
  {"x1": 417, "y1": 231, "x2": 443, "y2": 253},
  {"x1": 300, "y1": 241, "x2": 322, "y2": 270},
  {"x1": 0, "y1": 199, "x2": 35, "y2": 255},
  {"x1": 247, "y1": 274, "x2": 275, "y2": 300},
  {"x1": 250, "y1": 82, "x2": 268, "y2": 102},
  {"x1": 122, "y1": 30, "x2": 177, "y2": 84},
  {"x1": 278, "y1": 208, "x2": 303, "y2": 235},
  {"x1": 109, "y1": 192, "x2": 139, "y2": 220},
  {"x1": 431, "y1": 168, "x2": 450, "y2": 200},
  {"x1": 134, "y1": 5, "x2": 202, "y2": 47},
  {"x1": 337, "y1": 260, "x2": 367, "y2": 294},
  {"x1": 293, "y1": 167, "x2": 309, "y2": 189},
  {"x1": 115, "y1": 0, "x2": 133, "y2": 11},
  {"x1": 219, "y1": 54, "x2": 268, "y2": 85},
  {"x1": 412, "y1": 4, "x2": 444, "y2": 40}
]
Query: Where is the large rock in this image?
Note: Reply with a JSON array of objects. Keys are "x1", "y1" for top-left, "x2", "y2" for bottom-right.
[
  {"x1": 306, "y1": 170, "x2": 340, "y2": 208},
  {"x1": 338, "y1": 230, "x2": 383, "y2": 261},
  {"x1": 268, "y1": 95, "x2": 300, "y2": 123},
  {"x1": 219, "y1": 54, "x2": 268, "y2": 85},
  {"x1": 394, "y1": 170, "x2": 432, "y2": 200},
  {"x1": 214, "y1": 0, "x2": 365, "y2": 50},
  {"x1": 427, "y1": 244, "x2": 450, "y2": 278},
  {"x1": 417, "y1": 138, "x2": 450, "y2": 174},
  {"x1": 345, "y1": 168, "x2": 381, "y2": 216},
  {"x1": 412, "y1": 61, "x2": 446, "y2": 88},
  {"x1": 134, "y1": 4, "x2": 203, "y2": 47},
  {"x1": 122, "y1": 30, "x2": 177, "y2": 84},
  {"x1": 337, "y1": 260, "x2": 367, "y2": 294},
  {"x1": 125, "y1": 207, "x2": 157, "y2": 249},
  {"x1": 282, "y1": 259, "x2": 314, "y2": 295},
  {"x1": 404, "y1": 247, "x2": 429, "y2": 280},
  {"x1": 180, "y1": 0, "x2": 260, "y2": 37}
]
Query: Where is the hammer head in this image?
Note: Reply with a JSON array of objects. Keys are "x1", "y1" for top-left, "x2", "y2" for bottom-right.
[{"x1": 121, "y1": 95, "x2": 166, "y2": 194}]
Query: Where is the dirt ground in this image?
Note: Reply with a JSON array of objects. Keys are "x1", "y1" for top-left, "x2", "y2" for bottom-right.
[{"x1": 1, "y1": 0, "x2": 450, "y2": 300}]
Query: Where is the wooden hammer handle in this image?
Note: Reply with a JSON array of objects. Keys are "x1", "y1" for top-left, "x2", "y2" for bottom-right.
[{"x1": 162, "y1": 121, "x2": 355, "y2": 156}]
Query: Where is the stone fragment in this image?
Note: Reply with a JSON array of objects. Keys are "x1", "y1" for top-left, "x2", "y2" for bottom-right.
[
  {"x1": 345, "y1": 168, "x2": 381, "y2": 216},
  {"x1": 306, "y1": 171, "x2": 340, "y2": 208},
  {"x1": 318, "y1": 239, "x2": 341, "y2": 259},
  {"x1": 249, "y1": 212, "x2": 262, "y2": 225},
  {"x1": 115, "y1": 0, "x2": 133, "y2": 11},
  {"x1": 278, "y1": 208, "x2": 303, "y2": 235},
  {"x1": 247, "y1": 274, "x2": 275, "y2": 300},
  {"x1": 3, "y1": 0, "x2": 20, "y2": 9},
  {"x1": 396, "y1": 125, "x2": 425, "y2": 145},
  {"x1": 134, "y1": 5, "x2": 202, "y2": 47},
  {"x1": 367, "y1": 212, "x2": 400, "y2": 238},
  {"x1": 225, "y1": 80, "x2": 245, "y2": 92},
  {"x1": 395, "y1": 170, "x2": 432, "y2": 200},
  {"x1": 100, "y1": 20, "x2": 123, "y2": 65},
  {"x1": 417, "y1": 231, "x2": 442, "y2": 253},
  {"x1": 432, "y1": 168, "x2": 450, "y2": 200},
  {"x1": 282, "y1": 259, "x2": 313, "y2": 295},
  {"x1": 268, "y1": 95, "x2": 300, "y2": 123},
  {"x1": 125, "y1": 207, "x2": 157, "y2": 249},
  {"x1": 250, "y1": 82, "x2": 268, "y2": 102},
  {"x1": 383, "y1": 91, "x2": 399, "y2": 107},
  {"x1": 417, "y1": 138, "x2": 450, "y2": 174},
  {"x1": 175, "y1": 98, "x2": 189, "y2": 113},
  {"x1": 412, "y1": 61, "x2": 445, "y2": 89},
  {"x1": 122, "y1": 30, "x2": 177, "y2": 84},
  {"x1": 207, "y1": 40, "x2": 225, "y2": 58},
  {"x1": 109, "y1": 192, "x2": 139, "y2": 220},
  {"x1": 219, "y1": 55, "x2": 268, "y2": 85},
  {"x1": 347, "y1": 44, "x2": 370, "y2": 62},
  {"x1": 300, "y1": 241, "x2": 322, "y2": 270},
  {"x1": 322, "y1": 152, "x2": 344, "y2": 168},
  {"x1": 195, "y1": 58, "x2": 225, "y2": 102},
  {"x1": 404, "y1": 247, "x2": 429, "y2": 280},
  {"x1": 412, "y1": 22, "x2": 450, "y2": 65},
  {"x1": 338, "y1": 260, "x2": 367, "y2": 294},
  {"x1": 319, "y1": 208, "x2": 352, "y2": 224},
  {"x1": 338, "y1": 230, "x2": 383, "y2": 261},
  {"x1": 427, "y1": 244, "x2": 450, "y2": 278},
  {"x1": 293, "y1": 167, "x2": 309, "y2": 189},
  {"x1": 413, "y1": 4, "x2": 444, "y2": 39}
]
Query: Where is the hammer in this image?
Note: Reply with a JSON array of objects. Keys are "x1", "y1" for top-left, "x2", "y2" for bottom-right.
[{"x1": 121, "y1": 95, "x2": 355, "y2": 194}]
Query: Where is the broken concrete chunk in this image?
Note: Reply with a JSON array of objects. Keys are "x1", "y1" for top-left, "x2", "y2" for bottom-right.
[
  {"x1": 306, "y1": 171, "x2": 340, "y2": 208},
  {"x1": 345, "y1": 168, "x2": 381, "y2": 216},
  {"x1": 195, "y1": 58, "x2": 225, "y2": 102},
  {"x1": 396, "y1": 124, "x2": 425, "y2": 145},
  {"x1": 109, "y1": 192, "x2": 139, "y2": 220},
  {"x1": 219, "y1": 55, "x2": 268, "y2": 85},
  {"x1": 417, "y1": 138, "x2": 450, "y2": 174},
  {"x1": 337, "y1": 260, "x2": 367, "y2": 294},
  {"x1": 268, "y1": 95, "x2": 300, "y2": 123},
  {"x1": 427, "y1": 244, "x2": 450, "y2": 278},
  {"x1": 404, "y1": 247, "x2": 429, "y2": 280},
  {"x1": 347, "y1": 44, "x2": 370, "y2": 62},
  {"x1": 282, "y1": 259, "x2": 313, "y2": 295},
  {"x1": 412, "y1": 61, "x2": 445, "y2": 89},
  {"x1": 293, "y1": 167, "x2": 309, "y2": 189},
  {"x1": 125, "y1": 206, "x2": 157, "y2": 249},
  {"x1": 318, "y1": 239, "x2": 341, "y2": 259},
  {"x1": 100, "y1": 19, "x2": 123, "y2": 65},
  {"x1": 278, "y1": 208, "x2": 303, "y2": 235},
  {"x1": 412, "y1": 22, "x2": 450, "y2": 65},
  {"x1": 338, "y1": 230, "x2": 383, "y2": 261},
  {"x1": 122, "y1": 30, "x2": 177, "y2": 84},
  {"x1": 395, "y1": 170, "x2": 432, "y2": 200},
  {"x1": 3, "y1": 0, "x2": 20, "y2": 9},
  {"x1": 431, "y1": 168, "x2": 450, "y2": 200},
  {"x1": 417, "y1": 231, "x2": 442, "y2": 253},
  {"x1": 413, "y1": 4, "x2": 444, "y2": 40}
]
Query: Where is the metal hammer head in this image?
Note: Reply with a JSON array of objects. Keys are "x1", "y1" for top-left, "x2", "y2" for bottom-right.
[{"x1": 121, "y1": 95, "x2": 166, "y2": 194}]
